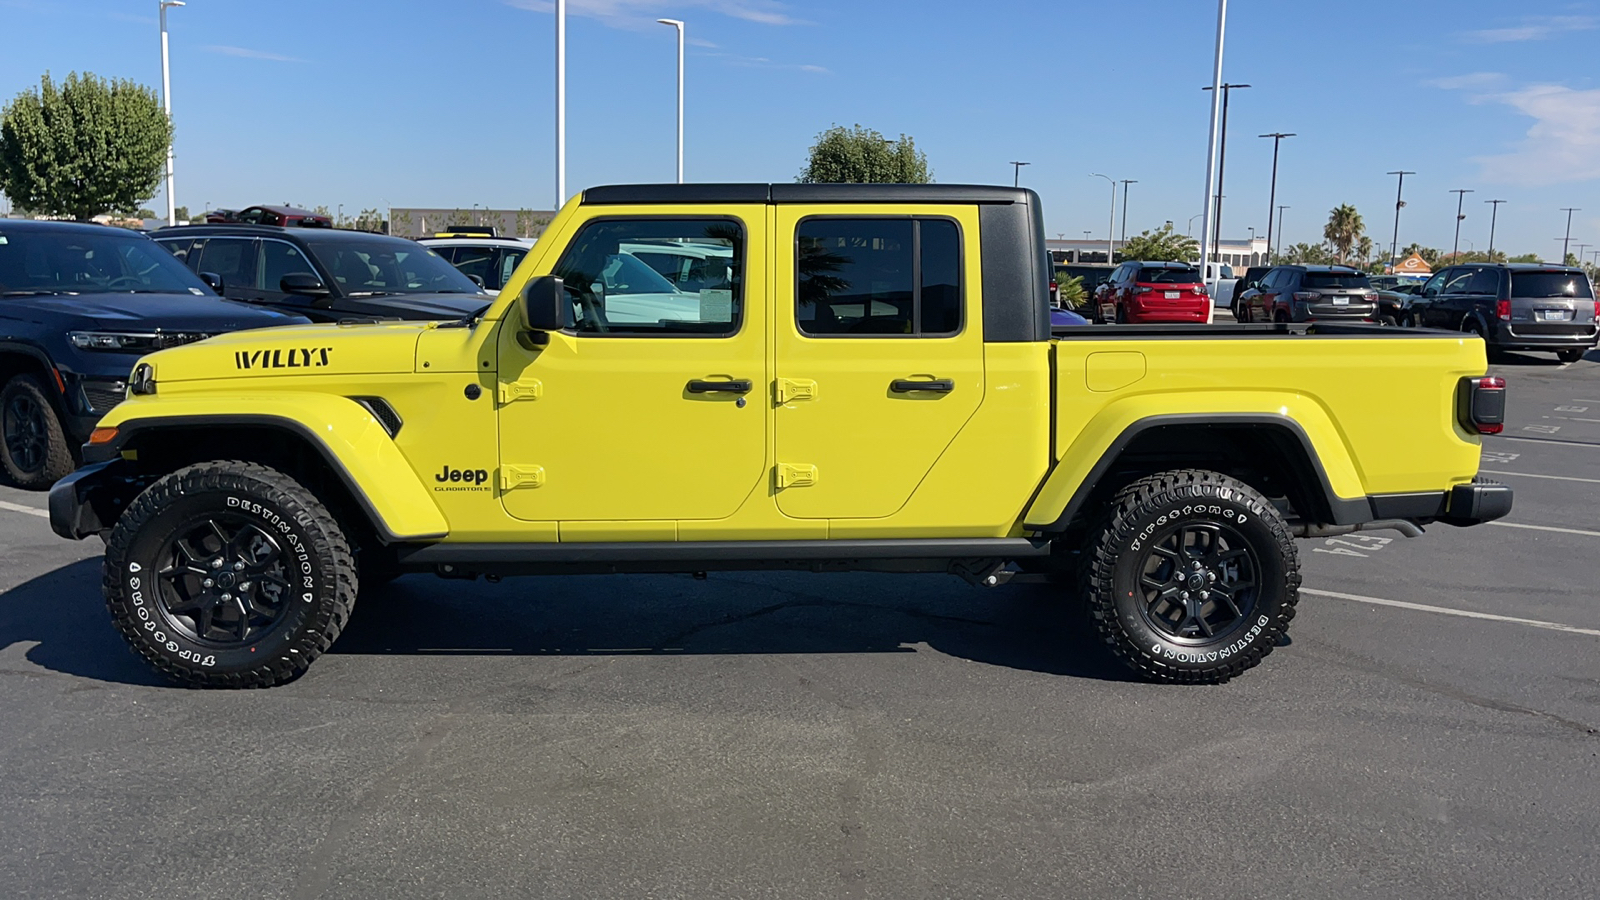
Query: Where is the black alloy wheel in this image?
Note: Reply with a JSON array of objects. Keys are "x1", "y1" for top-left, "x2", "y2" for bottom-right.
[
  {"x1": 153, "y1": 514, "x2": 295, "y2": 647},
  {"x1": 3, "y1": 389, "x2": 48, "y2": 475},
  {"x1": 1133, "y1": 521, "x2": 1260, "y2": 643},
  {"x1": 0, "y1": 374, "x2": 74, "y2": 487}
]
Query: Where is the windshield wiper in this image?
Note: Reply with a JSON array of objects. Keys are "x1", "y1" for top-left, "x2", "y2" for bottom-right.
[
  {"x1": 1, "y1": 289, "x2": 72, "y2": 297},
  {"x1": 441, "y1": 302, "x2": 493, "y2": 329},
  {"x1": 344, "y1": 291, "x2": 401, "y2": 298}
]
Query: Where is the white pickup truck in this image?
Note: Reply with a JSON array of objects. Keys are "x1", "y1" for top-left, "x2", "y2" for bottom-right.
[{"x1": 1204, "y1": 261, "x2": 1238, "y2": 316}]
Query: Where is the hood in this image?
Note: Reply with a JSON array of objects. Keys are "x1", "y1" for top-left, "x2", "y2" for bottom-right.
[
  {"x1": 337, "y1": 292, "x2": 488, "y2": 320},
  {"x1": 142, "y1": 320, "x2": 436, "y2": 383},
  {"x1": 5, "y1": 291, "x2": 307, "y2": 331}
]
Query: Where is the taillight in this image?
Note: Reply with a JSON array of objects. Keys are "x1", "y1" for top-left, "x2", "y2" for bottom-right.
[
  {"x1": 1458, "y1": 375, "x2": 1506, "y2": 435},
  {"x1": 1294, "y1": 291, "x2": 1319, "y2": 302},
  {"x1": 1592, "y1": 300, "x2": 1598, "y2": 320},
  {"x1": 1137, "y1": 286, "x2": 1155, "y2": 294},
  {"x1": 1496, "y1": 299, "x2": 1511, "y2": 321},
  {"x1": 1198, "y1": 285, "x2": 1209, "y2": 296}
]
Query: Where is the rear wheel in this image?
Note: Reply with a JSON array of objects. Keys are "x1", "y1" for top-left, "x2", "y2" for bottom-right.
[
  {"x1": 1558, "y1": 348, "x2": 1586, "y2": 363},
  {"x1": 1, "y1": 374, "x2": 74, "y2": 488},
  {"x1": 1081, "y1": 469, "x2": 1300, "y2": 684},
  {"x1": 102, "y1": 460, "x2": 356, "y2": 688},
  {"x1": 1378, "y1": 314, "x2": 1398, "y2": 327},
  {"x1": 1273, "y1": 309, "x2": 1290, "y2": 324}
]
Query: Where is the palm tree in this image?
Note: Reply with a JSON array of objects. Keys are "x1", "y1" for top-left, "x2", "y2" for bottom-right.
[
  {"x1": 1356, "y1": 235, "x2": 1373, "y2": 268},
  {"x1": 1323, "y1": 204, "x2": 1364, "y2": 265}
]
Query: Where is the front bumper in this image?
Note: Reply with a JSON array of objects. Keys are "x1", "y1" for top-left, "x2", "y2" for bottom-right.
[{"x1": 48, "y1": 459, "x2": 144, "y2": 540}]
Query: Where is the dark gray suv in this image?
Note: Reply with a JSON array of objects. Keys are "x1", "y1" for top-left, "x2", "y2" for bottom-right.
[
  {"x1": 1237, "y1": 265, "x2": 1378, "y2": 323},
  {"x1": 1407, "y1": 264, "x2": 1596, "y2": 362}
]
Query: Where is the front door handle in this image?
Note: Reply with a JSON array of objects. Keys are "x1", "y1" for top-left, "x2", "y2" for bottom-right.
[
  {"x1": 890, "y1": 378, "x2": 955, "y2": 394},
  {"x1": 687, "y1": 378, "x2": 753, "y2": 394}
]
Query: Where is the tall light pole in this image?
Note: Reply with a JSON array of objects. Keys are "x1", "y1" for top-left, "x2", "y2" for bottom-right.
[
  {"x1": 1091, "y1": 173, "x2": 1116, "y2": 262},
  {"x1": 1198, "y1": 0, "x2": 1228, "y2": 269},
  {"x1": 1202, "y1": 81, "x2": 1250, "y2": 267},
  {"x1": 1386, "y1": 170, "x2": 1414, "y2": 271},
  {"x1": 657, "y1": 19, "x2": 684, "y2": 183},
  {"x1": 1450, "y1": 188, "x2": 1474, "y2": 258},
  {"x1": 1188, "y1": 213, "x2": 1203, "y2": 236},
  {"x1": 1010, "y1": 161, "x2": 1030, "y2": 187},
  {"x1": 555, "y1": 0, "x2": 566, "y2": 207},
  {"x1": 1119, "y1": 179, "x2": 1137, "y2": 242},
  {"x1": 1259, "y1": 132, "x2": 1294, "y2": 263},
  {"x1": 158, "y1": 0, "x2": 184, "y2": 227},
  {"x1": 1561, "y1": 207, "x2": 1581, "y2": 262},
  {"x1": 1485, "y1": 199, "x2": 1506, "y2": 258},
  {"x1": 1276, "y1": 205, "x2": 1288, "y2": 260}
]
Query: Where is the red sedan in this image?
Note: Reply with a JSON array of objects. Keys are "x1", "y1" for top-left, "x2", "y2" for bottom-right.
[{"x1": 1095, "y1": 261, "x2": 1211, "y2": 324}]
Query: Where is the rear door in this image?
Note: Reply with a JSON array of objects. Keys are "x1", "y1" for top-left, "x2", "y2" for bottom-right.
[
  {"x1": 1439, "y1": 267, "x2": 1481, "y2": 328},
  {"x1": 1510, "y1": 269, "x2": 1592, "y2": 325},
  {"x1": 772, "y1": 206, "x2": 983, "y2": 519}
]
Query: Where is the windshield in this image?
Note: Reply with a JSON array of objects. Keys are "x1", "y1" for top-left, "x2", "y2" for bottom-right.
[
  {"x1": 1303, "y1": 272, "x2": 1370, "y2": 290},
  {"x1": 0, "y1": 227, "x2": 214, "y2": 296},
  {"x1": 1137, "y1": 267, "x2": 1201, "y2": 284},
  {"x1": 304, "y1": 237, "x2": 481, "y2": 295},
  {"x1": 1511, "y1": 271, "x2": 1594, "y2": 299}
]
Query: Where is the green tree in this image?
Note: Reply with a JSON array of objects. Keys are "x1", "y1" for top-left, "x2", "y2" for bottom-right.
[
  {"x1": 352, "y1": 208, "x2": 384, "y2": 233},
  {"x1": 1506, "y1": 252, "x2": 1543, "y2": 263},
  {"x1": 1280, "y1": 242, "x2": 1333, "y2": 265},
  {"x1": 1401, "y1": 243, "x2": 1440, "y2": 264},
  {"x1": 0, "y1": 72, "x2": 171, "y2": 220},
  {"x1": 172, "y1": 204, "x2": 188, "y2": 222},
  {"x1": 1058, "y1": 275, "x2": 1086, "y2": 309},
  {"x1": 1117, "y1": 222, "x2": 1198, "y2": 262},
  {"x1": 798, "y1": 124, "x2": 931, "y2": 184},
  {"x1": 1323, "y1": 204, "x2": 1364, "y2": 265}
]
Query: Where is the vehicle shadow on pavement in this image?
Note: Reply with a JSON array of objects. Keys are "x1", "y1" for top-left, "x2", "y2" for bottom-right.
[
  {"x1": 0, "y1": 558, "x2": 168, "y2": 686},
  {"x1": 332, "y1": 572, "x2": 1138, "y2": 682}
]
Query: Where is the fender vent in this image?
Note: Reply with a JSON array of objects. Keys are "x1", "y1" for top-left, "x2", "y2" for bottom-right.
[{"x1": 349, "y1": 396, "x2": 403, "y2": 437}]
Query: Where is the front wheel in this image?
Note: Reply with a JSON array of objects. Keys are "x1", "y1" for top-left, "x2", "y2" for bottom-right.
[
  {"x1": 1, "y1": 374, "x2": 74, "y2": 488},
  {"x1": 1558, "y1": 348, "x2": 1586, "y2": 363},
  {"x1": 102, "y1": 461, "x2": 357, "y2": 688},
  {"x1": 1081, "y1": 469, "x2": 1300, "y2": 684}
]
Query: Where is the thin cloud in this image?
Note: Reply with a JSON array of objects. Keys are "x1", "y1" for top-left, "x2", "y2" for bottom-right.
[
  {"x1": 1471, "y1": 84, "x2": 1600, "y2": 186},
  {"x1": 203, "y1": 45, "x2": 305, "y2": 63},
  {"x1": 1427, "y1": 72, "x2": 1505, "y2": 90},
  {"x1": 1460, "y1": 15, "x2": 1597, "y2": 43},
  {"x1": 695, "y1": 51, "x2": 827, "y2": 74},
  {"x1": 504, "y1": 0, "x2": 805, "y2": 27}
]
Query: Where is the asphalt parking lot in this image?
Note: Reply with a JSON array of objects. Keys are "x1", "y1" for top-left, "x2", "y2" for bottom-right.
[{"x1": 2, "y1": 349, "x2": 1598, "y2": 900}]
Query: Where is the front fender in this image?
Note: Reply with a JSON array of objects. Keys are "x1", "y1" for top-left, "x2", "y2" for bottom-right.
[
  {"x1": 89, "y1": 392, "x2": 449, "y2": 542},
  {"x1": 1023, "y1": 392, "x2": 1366, "y2": 530}
]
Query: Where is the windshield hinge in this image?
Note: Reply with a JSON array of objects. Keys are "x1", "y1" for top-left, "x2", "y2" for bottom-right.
[
  {"x1": 500, "y1": 465, "x2": 546, "y2": 491},
  {"x1": 497, "y1": 379, "x2": 543, "y2": 404}
]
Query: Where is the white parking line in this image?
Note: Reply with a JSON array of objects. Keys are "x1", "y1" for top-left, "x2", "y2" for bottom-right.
[
  {"x1": 1487, "y1": 521, "x2": 1600, "y2": 538},
  {"x1": 1492, "y1": 470, "x2": 1600, "y2": 485},
  {"x1": 1303, "y1": 588, "x2": 1600, "y2": 638},
  {"x1": 1497, "y1": 435, "x2": 1600, "y2": 448},
  {"x1": 0, "y1": 500, "x2": 48, "y2": 519}
]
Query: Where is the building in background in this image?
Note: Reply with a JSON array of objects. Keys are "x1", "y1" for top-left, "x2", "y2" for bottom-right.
[
  {"x1": 387, "y1": 207, "x2": 556, "y2": 239},
  {"x1": 1045, "y1": 236, "x2": 1269, "y2": 268}
]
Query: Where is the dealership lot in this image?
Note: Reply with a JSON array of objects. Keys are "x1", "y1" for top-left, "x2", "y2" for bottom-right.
[{"x1": 1, "y1": 351, "x2": 1597, "y2": 899}]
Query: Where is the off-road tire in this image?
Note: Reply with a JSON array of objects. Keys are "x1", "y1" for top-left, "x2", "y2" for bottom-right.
[
  {"x1": 103, "y1": 461, "x2": 356, "y2": 688},
  {"x1": 1557, "y1": 348, "x2": 1586, "y2": 364},
  {"x1": 1, "y1": 374, "x2": 74, "y2": 488},
  {"x1": 1081, "y1": 469, "x2": 1300, "y2": 684}
]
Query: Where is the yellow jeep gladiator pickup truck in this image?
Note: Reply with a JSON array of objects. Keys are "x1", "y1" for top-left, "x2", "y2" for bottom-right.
[{"x1": 49, "y1": 184, "x2": 1512, "y2": 688}]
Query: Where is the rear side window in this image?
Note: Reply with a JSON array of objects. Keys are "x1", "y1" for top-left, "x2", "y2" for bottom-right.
[
  {"x1": 1136, "y1": 267, "x2": 1200, "y2": 284},
  {"x1": 157, "y1": 238, "x2": 195, "y2": 267},
  {"x1": 1302, "y1": 272, "x2": 1369, "y2": 290},
  {"x1": 1511, "y1": 271, "x2": 1594, "y2": 299},
  {"x1": 796, "y1": 218, "x2": 962, "y2": 336}
]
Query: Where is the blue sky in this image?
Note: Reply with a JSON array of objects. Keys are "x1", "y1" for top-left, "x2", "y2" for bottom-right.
[{"x1": 2, "y1": 0, "x2": 1598, "y2": 259}]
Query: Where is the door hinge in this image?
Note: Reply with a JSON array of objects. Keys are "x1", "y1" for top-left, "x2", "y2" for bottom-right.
[
  {"x1": 497, "y1": 379, "x2": 543, "y2": 404},
  {"x1": 500, "y1": 465, "x2": 546, "y2": 491},
  {"x1": 775, "y1": 463, "x2": 818, "y2": 489},
  {"x1": 775, "y1": 377, "x2": 818, "y2": 405}
]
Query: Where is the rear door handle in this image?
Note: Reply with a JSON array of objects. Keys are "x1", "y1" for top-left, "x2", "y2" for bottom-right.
[
  {"x1": 890, "y1": 378, "x2": 955, "y2": 394},
  {"x1": 687, "y1": 378, "x2": 752, "y2": 394}
]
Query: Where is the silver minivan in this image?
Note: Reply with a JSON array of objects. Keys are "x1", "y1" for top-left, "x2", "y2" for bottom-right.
[{"x1": 1410, "y1": 264, "x2": 1597, "y2": 362}]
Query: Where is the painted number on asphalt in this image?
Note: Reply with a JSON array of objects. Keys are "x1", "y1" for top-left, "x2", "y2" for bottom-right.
[
  {"x1": 1554, "y1": 406, "x2": 1589, "y2": 413},
  {"x1": 1312, "y1": 534, "x2": 1394, "y2": 558},
  {"x1": 1522, "y1": 424, "x2": 1562, "y2": 434},
  {"x1": 1480, "y1": 450, "x2": 1520, "y2": 465}
]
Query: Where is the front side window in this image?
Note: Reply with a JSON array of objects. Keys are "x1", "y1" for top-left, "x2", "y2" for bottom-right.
[
  {"x1": 552, "y1": 218, "x2": 743, "y2": 336},
  {"x1": 1442, "y1": 269, "x2": 1478, "y2": 295},
  {"x1": 497, "y1": 248, "x2": 528, "y2": 290},
  {"x1": 259, "y1": 241, "x2": 316, "y2": 293},
  {"x1": 797, "y1": 218, "x2": 961, "y2": 336},
  {"x1": 196, "y1": 238, "x2": 257, "y2": 286}
]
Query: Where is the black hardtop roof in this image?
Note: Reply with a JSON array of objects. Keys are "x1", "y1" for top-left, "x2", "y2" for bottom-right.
[
  {"x1": 1445, "y1": 262, "x2": 1586, "y2": 272},
  {"x1": 582, "y1": 183, "x2": 1036, "y2": 205},
  {"x1": 0, "y1": 218, "x2": 145, "y2": 236},
  {"x1": 151, "y1": 223, "x2": 409, "y2": 242}
]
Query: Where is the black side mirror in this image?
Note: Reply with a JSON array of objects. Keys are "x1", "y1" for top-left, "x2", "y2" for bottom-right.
[
  {"x1": 280, "y1": 272, "x2": 332, "y2": 301},
  {"x1": 199, "y1": 271, "x2": 224, "y2": 293},
  {"x1": 517, "y1": 275, "x2": 566, "y2": 348},
  {"x1": 466, "y1": 273, "x2": 485, "y2": 288}
]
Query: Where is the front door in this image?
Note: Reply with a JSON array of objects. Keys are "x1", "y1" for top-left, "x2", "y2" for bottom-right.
[
  {"x1": 772, "y1": 207, "x2": 985, "y2": 519},
  {"x1": 496, "y1": 211, "x2": 767, "y2": 523}
]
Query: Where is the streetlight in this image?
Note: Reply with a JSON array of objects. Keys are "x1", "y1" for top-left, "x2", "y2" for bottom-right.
[
  {"x1": 1450, "y1": 188, "x2": 1474, "y2": 257},
  {"x1": 1187, "y1": 213, "x2": 1203, "y2": 236},
  {"x1": 1485, "y1": 199, "x2": 1506, "y2": 258},
  {"x1": 1259, "y1": 132, "x2": 1295, "y2": 261},
  {"x1": 158, "y1": 0, "x2": 185, "y2": 227},
  {"x1": 555, "y1": 0, "x2": 566, "y2": 207},
  {"x1": 1276, "y1": 205, "x2": 1288, "y2": 260},
  {"x1": 1010, "y1": 161, "x2": 1030, "y2": 187},
  {"x1": 1201, "y1": 81, "x2": 1250, "y2": 266},
  {"x1": 1386, "y1": 170, "x2": 1414, "y2": 270},
  {"x1": 1119, "y1": 179, "x2": 1137, "y2": 242},
  {"x1": 1197, "y1": 0, "x2": 1229, "y2": 270},
  {"x1": 657, "y1": 19, "x2": 684, "y2": 183},
  {"x1": 1561, "y1": 207, "x2": 1581, "y2": 262},
  {"x1": 1090, "y1": 173, "x2": 1116, "y2": 263}
]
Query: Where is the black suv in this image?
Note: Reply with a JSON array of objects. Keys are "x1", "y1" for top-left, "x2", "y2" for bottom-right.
[
  {"x1": 1238, "y1": 265, "x2": 1378, "y2": 323},
  {"x1": 0, "y1": 221, "x2": 306, "y2": 487},
  {"x1": 1406, "y1": 263, "x2": 1596, "y2": 362},
  {"x1": 151, "y1": 225, "x2": 488, "y2": 322}
]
